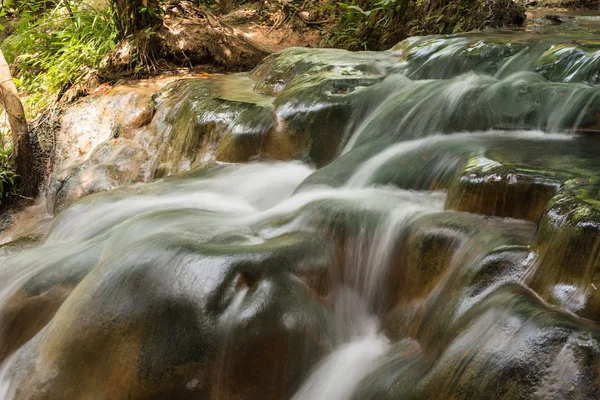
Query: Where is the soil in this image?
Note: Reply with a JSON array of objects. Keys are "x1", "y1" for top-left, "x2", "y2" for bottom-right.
[{"x1": 104, "y1": 0, "x2": 332, "y2": 77}]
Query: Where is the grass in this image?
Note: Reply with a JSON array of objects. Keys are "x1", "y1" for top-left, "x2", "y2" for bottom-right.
[{"x1": 1, "y1": 0, "x2": 120, "y2": 118}]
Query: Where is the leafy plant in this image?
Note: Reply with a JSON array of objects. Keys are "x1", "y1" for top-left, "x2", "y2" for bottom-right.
[
  {"x1": 0, "y1": 146, "x2": 18, "y2": 204},
  {"x1": 0, "y1": 6, "x2": 6, "y2": 31},
  {"x1": 335, "y1": 0, "x2": 406, "y2": 50},
  {"x1": 1, "y1": 1, "x2": 120, "y2": 115},
  {"x1": 109, "y1": 0, "x2": 160, "y2": 37},
  {"x1": 334, "y1": 0, "x2": 430, "y2": 50}
]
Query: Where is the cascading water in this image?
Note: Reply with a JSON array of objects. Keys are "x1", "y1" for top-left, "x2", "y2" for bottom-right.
[{"x1": 2, "y1": 9, "x2": 600, "y2": 400}]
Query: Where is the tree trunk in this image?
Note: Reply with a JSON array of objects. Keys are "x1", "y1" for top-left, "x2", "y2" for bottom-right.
[{"x1": 0, "y1": 49, "x2": 38, "y2": 197}]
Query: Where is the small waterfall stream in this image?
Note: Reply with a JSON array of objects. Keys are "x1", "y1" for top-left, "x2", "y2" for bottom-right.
[
  {"x1": 2, "y1": 9, "x2": 600, "y2": 400},
  {"x1": 291, "y1": 288, "x2": 388, "y2": 400}
]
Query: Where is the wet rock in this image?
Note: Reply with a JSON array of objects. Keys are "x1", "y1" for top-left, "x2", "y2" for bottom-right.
[
  {"x1": 47, "y1": 76, "x2": 278, "y2": 208},
  {"x1": 251, "y1": 47, "x2": 399, "y2": 96},
  {"x1": 215, "y1": 105, "x2": 275, "y2": 163},
  {"x1": 531, "y1": 15, "x2": 579, "y2": 25},
  {"x1": 0, "y1": 235, "x2": 39, "y2": 258},
  {"x1": 47, "y1": 78, "x2": 182, "y2": 211},
  {"x1": 391, "y1": 35, "x2": 538, "y2": 80},
  {"x1": 0, "y1": 241, "x2": 104, "y2": 364},
  {"x1": 391, "y1": 35, "x2": 600, "y2": 83},
  {"x1": 47, "y1": 138, "x2": 149, "y2": 214},
  {"x1": 527, "y1": 189, "x2": 600, "y2": 321},
  {"x1": 446, "y1": 156, "x2": 565, "y2": 222},
  {"x1": 146, "y1": 78, "x2": 273, "y2": 176},
  {"x1": 0, "y1": 286, "x2": 71, "y2": 364},
  {"x1": 347, "y1": 72, "x2": 600, "y2": 148},
  {"x1": 357, "y1": 285, "x2": 600, "y2": 399},
  {"x1": 5, "y1": 233, "x2": 335, "y2": 399},
  {"x1": 270, "y1": 74, "x2": 399, "y2": 166},
  {"x1": 249, "y1": 48, "x2": 406, "y2": 165},
  {"x1": 386, "y1": 211, "x2": 534, "y2": 320},
  {"x1": 298, "y1": 134, "x2": 475, "y2": 191},
  {"x1": 260, "y1": 188, "x2": 448, "y2": 316},
  {"x1": 345, "y1": 206, "x2": 596, "y2": 400},
  {"x1": 534, "y1": 42, "x2": 600, "y2": 84},
  {"x1": 298, "y1": 132, "x2": 587, "y2": 196},
  {"x1": 55, "y1": 83, "x2": 158, "y2": 170}
]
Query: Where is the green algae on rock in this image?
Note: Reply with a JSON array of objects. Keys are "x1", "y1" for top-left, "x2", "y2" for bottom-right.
[{"x1": 47, "y1": 33, "x2": 600, "y2": 212}]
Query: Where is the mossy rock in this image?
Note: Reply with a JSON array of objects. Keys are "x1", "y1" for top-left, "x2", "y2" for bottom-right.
[
  {"x1": 527, "y1": 188, "x2": 600, "y2": 321},
  {"x1": 534, "y1": 41, "x2": 600, "y2": 84},
  {"x1": 446, "y1": 156, "x2": 567, "y2": 222},
  {"x1": 386, "y1": 211, "x2": 534, "y2": 314},
  {"x1": 358, "y1": 285, "x2": 600, "y2": 399},
  {"x1": 5, "y1": 233, "x2": 335, "y2": 400},
  {"x1": 348, "y1": 72, "x2": 600, "y2": 148},
  {"x1": 251, "y1": 47, "x2": 399, "y2": 96},
  {"x1": 391, "y1": 35, "x2": 537, "y2": 80},
  {"x1": 148, "y1": 78, "x2": 275, "y2": 177}
]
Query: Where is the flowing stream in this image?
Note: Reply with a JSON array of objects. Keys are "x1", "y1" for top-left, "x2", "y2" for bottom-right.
[{"x1": 2, "y1": 9, "x2": 600, "y2": 400}]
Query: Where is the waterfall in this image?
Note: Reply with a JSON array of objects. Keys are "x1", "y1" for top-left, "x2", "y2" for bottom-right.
[{"x1": 2, "y1": 9, "x2": 600, "y2": 400}]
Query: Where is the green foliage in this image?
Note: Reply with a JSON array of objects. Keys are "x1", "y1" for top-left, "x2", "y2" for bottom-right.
[
  {"x1": 0, "y1": 147, "x2": 18, "y2": 204},
  {"x1": 334, "y1": 0, "x2": 415, "y2": 50},
  {"x1": 335, "y1": 2, "x2": 368, "y2": 50},
  {"x1": 333, "y1": 0, "x2": 506, "y2": 50},
  {"x1": 0, "y1": 6, "x2": 6, "y2": 31},
  {"x1": 1, "y1": 0, "x2": 120, "y2": 114}
]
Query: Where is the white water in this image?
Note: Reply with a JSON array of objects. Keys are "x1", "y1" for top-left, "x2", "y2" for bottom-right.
[
  {"x1": 292, "y1": 287, "x2": 388, "y2": 400},
  {"x1": 291, "y1": 333, "x2": 389, "y2": 400},
  {"x1": 288, "y1": 184, "x2": 443, "y2": 399},
  {"x1": 0, "y1": 160, "x2": 444, "y2": 389},
  {"x1": 347, "y1": 130, "x2": 573, "y2": 188},
  {"x1": 2, "y1": 22, "x2": 598, "y2": 397}
]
